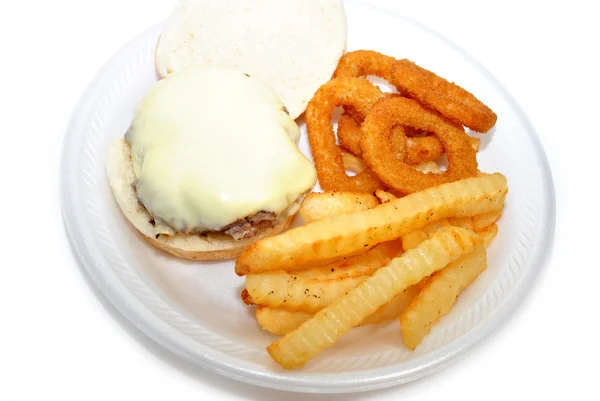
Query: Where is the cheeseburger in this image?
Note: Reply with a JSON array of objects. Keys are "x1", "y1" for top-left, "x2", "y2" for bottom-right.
[{"x1": 106, "y1": 66, "x2": 317, "y2": 260}]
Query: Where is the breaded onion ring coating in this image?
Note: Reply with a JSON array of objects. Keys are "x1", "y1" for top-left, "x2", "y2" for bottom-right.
[
  {"x1": 403, "y1": 136, "x2": 444, "y2": 165},
  {"x1": 306, "y1": 77, "x2": 386, "y2": 192},
  {"x1": 333, "y1": 50, "x2": 397, "y2": 82},
  {"x1": 391, "y1": 59, "x2": 497, "y2": 133},
  {"x1": 337, "y1": 113, "x2": 364, "y2": 155},
  {"x1": 361, "y1": 97, "x2": 478, "y2": 193},
  {"x1": 338, "y1": 112, "x2": 444, "y2": 165}
]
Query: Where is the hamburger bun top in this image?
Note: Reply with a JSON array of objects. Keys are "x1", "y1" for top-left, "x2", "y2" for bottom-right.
[{"x1": 155, "y1": 0, "x2": 347, "y2": 119}]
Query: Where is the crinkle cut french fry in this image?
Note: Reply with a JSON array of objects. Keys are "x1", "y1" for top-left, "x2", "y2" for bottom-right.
[
  {"x1": 256, "y1": 307, "x2": 313, "y2": 336},
  {"x1": 400, "y1": 245, "x2": 487, "y2": 349},
  {"x1": 403, "y1": 216, "x2": 498, "y2": 255},
  {"x1": 245, "y1": 241, "x2": 403, "y2": 313},
  {"x1": 401, "y1": 219, "x2": 452, "y2": 251},
  {"x1": 299, "y1": 191, "x2": 380, "y2": 223},
  {"x1": 473, "y1": 208, "x2": 503, "y2": 231},
  {"x1": 364, "y1": 286, "x2": 420, "y2": 325},
  {"x1": 267, "y1": 227, "x2": 481, "y2": 369},
  {"x1": 236, "y1": 173, "x2": 507, "y2": 276},
  {"x1": 397, "y1": 201, "x2": 503, "y2": 252},
  {"x1": 477, "y1": 223, "x2": 498, "y2": 248},
  {"x1": 374, "y1": 189, "x2": 398, "y2": 204},
  {"x1": 394, "y1": 206, "x2": 500, "y2": 297},
  {"x1": 256, "y1": 286, "x2": 419, "y2": 335},
  {"x1": 298, "y1": 240, "x2": 403, "y2": 281},
  {"x1": 448, "y1": 216, "x2": 474, "y2": 230},
  {"x1": 246, "y1": 272, "x2": 367, "y2": 313}
]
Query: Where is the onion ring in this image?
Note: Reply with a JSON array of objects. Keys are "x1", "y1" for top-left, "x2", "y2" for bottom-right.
[
  {"x1": 334, "y1": 51, "x2": 409, "y2": 127},
  {"x1": 390, "y1": 59, "x2": 497, "y2": 133},
  {"x1": 305, "y1": 77, "x2": 386, "y2": 192},
  {"x1": 337, "y1": 113, "x2": 364, "y2": 156},
  {"x1": 403, "y1": 136, "x2": 444, "y2": 165},
  {"x1": 333, "y1": 50, "x2": 397, "y2": 82},
  {"x1": 361, "y1": 96, "x2": 478, "y2": 193},
  {"x1": 338, "y1": 112, "x2": 444, "y2": 165}
]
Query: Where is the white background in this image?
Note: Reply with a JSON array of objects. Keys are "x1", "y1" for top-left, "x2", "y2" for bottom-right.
[{"x1": 0, "y1": 0, "x2": 597, "y2": 399}]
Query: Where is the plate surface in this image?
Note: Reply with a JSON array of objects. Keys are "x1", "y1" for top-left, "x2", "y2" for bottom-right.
[{"x1": 61, "y1": 0, "x2": 555, "y2": 393}]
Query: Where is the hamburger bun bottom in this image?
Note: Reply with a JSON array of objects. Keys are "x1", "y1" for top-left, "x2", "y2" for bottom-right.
[{"x1": 106, "y1": 138, "x2": 293, "y2": 261}]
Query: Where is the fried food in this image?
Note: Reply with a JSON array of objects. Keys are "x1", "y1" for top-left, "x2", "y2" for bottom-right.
[
  {"x1": 298, "y1": 191, "x2": 379, "y2": 223},
  {"x1": 256, "y1": 307, "x2": 313, "y2": 336},
  {"x1": 337, "y1": 112, "x2": 445, "y2": 165},
  {"x1": 414, "y1": 161, "x2": 443, "y2": 174},
  {"x1": 305, "y1": 77, "x2": 386, "y2": 192},
  {"x1": 257, "y1": 286, "x2": 419, "y2": 335},
  {"x1": 337, "y1": 112, "x2": 364, "y2": 154},
  {"x1": 361, "y1": 97, "x2": 478, "y2": 193},
  {"x1": 241, "y1": 288, "x2": 253, "y2": 305},
  {"x1": 239, "y1": 50, "x2": 507, "y2": 367},
  {"x1": 374, "y1": 189, "x2": 398, "y2": 204},
  {"x1": 400, "y1": 245, "x2": 487, "y2": 349},
  {"x1": 267, "y1": 227, "x2": 481, "y2": 369},
  {"x1": 235, "y1": 173, "x2": 507, "y2": 276},
  {"x1": 341, "y1": 150, "x2": 367, "y2": 173},
  {"x1": 469, "y1": 136, "x2": 481, "y2": 152},
  {"x1": 333, "y1": 49, "x2": 397, "y2": 83},
  {"x1": 401, "y1": 219, "x2": 452, "y2": 251},
  {"x1": 339, "y1": 118, "x2": 480, "y2": 168},
  {"x1": 297, "y1": 240, "x2": 403, "y2": 280},
  {"x1": 246, "y1": 273, "x2": 367, "y2": 313},
  {"x1": 391, "y1": 59, "x2": 497, "y2": 133},
  {"x1": 245, "y1": 240, "x2": 404, "y2": 312},
  {"x1": 403, "y1": 136, "x2": 445, "y2": 165},
  {"x1": 404, "y1": 205, "x2": 503, "y2": 251},
  {"x1": 448, "y1": 216, "x2": 475, "y2": 230},
  {"x1": 477, "y1": 223, "x2": 498, "y2": 247},
  {"x1": 473, "y1": 208, "x2": 503, "y2": 231}
]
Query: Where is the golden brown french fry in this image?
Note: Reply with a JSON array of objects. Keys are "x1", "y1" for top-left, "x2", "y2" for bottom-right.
[
  {"x1": 256, "y1": 307, "x2": 313, "y2": 336},
  {"x1": 246, "y1": 272, "x2": 367, "y2": 313},
  {"x1": 401, "y1": 219, "x2": 452, "y2": 251},
  {"x1": 415, "y1": 275, "x2": 434, "y2": 291},
  {"x1": 400, "y1": 245, "x2": 487, "y2": 349},
  {"x1": 473, "y1": 208, "x2": 503, "y2": 231},
  {"x1": 374, "y1": 189, "x2": 398, "y2": 204},
  {"x1": 364, "y1": 286, "x2": 420, "y2": 325},
  {"x1": 297, "y1": 240, "x2": 403, "y2": 281},
  {"x1": 404, "y1": 211, "x2": 497, "y2": 252},
  {"x1": 256, "y1": 286, "x2": 419, "y2": 335},
  {"x1": 478, "y1": 223, "x2": 498, "y2": 248},
  {"x1": 341, "y1": 150, "x2": 367, "y2": 173},
  {"x1": 245, "y1": 241, "x2": 404, "y2": 313},
  {"x1": 299, "y1": 191, "x2": 379, "y2": 223},
  {"x1": 448, "y1": 216, "x2": 475, "y2": 231},
  {"x1": 406, "y1": 214, "x2": 483, "y2": 292},
  {"x1": 405, "y1": 215, "x2": 496, "y2": 253},
  {"x1": 267, "y1": 227, "x2": 481, "y2": 369},
  {"x1": 236, "y1": 174, "x2": 508, "y2": 276}
]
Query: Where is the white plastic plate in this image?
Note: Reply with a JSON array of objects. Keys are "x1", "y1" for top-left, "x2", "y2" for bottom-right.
[{"x1": 61, "y1": 0, "x2": 555, "y2": 393}]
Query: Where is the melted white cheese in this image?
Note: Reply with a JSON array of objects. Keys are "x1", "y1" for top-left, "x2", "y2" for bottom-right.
[{"x1": 125, "y1": 66, "x2": 316, "y2": 232}]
